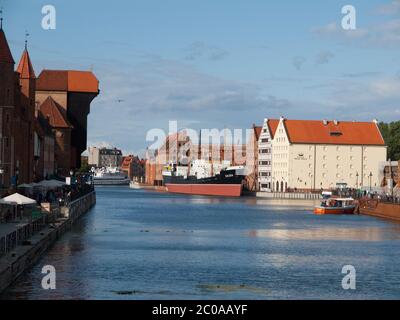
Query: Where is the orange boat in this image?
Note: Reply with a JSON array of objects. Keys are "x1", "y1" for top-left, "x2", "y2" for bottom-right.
[{"x1": 314, "y1": 197, "x2": 356, "y2": 215}]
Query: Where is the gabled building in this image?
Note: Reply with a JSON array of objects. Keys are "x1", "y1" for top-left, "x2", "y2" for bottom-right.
[
  {"x1": 271, "y1": 117, "x2": 387, "y2": 192},
  {"x1": 258, "y1": 119, "x2": 279, "y2": 192},
  {"x1": 121, "y1": 155, "x2": 145, "y2": 182},
  {"x1": 39, "y1": 96, "x2": 73, "y2": 176},
  {"x1": 244, "y1": 125, "x2": 262, "y2": 192},
  {"x1": 0, "y1": 26, "x2": 15, "y2": 189},
  {"x1": 33, "y1": 113, "x2": 55, "y2": 181},
  {"x1": 15, "y1": 46, "x2": 36, "y2": 184},
  {"x1": 36, "y1": 70, "x2": 99, "y2": 169}
]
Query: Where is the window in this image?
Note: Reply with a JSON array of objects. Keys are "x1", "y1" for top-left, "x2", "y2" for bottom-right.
[{"x1": 261, "y1": 138, "x2": 269, "y2": 143}]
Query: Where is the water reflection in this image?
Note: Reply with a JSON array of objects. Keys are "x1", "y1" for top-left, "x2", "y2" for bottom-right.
[{"x1": 248, "y1": 226, "x2": 400, "y2": 241}]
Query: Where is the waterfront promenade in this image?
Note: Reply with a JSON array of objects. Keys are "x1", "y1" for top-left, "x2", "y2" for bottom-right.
[
  {"x1": 0, "y1": 190, "x2": 96, "y2": 293},
  {"x1": 3, "y1": 186, "x2": 400, "y2": 300}
]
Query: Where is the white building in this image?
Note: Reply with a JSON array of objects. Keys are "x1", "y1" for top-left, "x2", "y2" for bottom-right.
[
  {"x1": 259, "y1": 117, "x2": 387, "y2": 192},
  {"x1": 258, "y1": 118, "x2": 279, "y2": 191}
]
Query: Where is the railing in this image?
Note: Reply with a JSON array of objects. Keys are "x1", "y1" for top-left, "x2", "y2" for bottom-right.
[{"x1": 0, "y1": 214, "x2": 47, "y2": 258}]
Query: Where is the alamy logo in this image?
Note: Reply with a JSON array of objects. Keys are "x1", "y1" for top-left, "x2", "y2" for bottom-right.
[
  {"x1": 341, "y1": 265, "x2": 356, "y2": 290},
  {"x1": 41, "y1": 5, "x2": 56, "y2": 30},
  {"x1": 341, "y1": 5, "x2": 356, "y2": 30},
  {"x1": 41, "y1": 265, "x2": 56, "y2": 290}
]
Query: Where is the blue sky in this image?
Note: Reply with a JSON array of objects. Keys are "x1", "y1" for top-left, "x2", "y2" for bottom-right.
[{"x1": 4, "y1": 0, "x2": 400, "y2": 155}]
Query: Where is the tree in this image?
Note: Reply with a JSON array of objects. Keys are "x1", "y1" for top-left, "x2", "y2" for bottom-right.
[{"x1": 379, "y1": 121, "x2": 400, "y2": 161}]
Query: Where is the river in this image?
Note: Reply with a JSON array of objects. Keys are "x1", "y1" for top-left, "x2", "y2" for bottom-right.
[{"x1": 2, "y1": 186, "x2": 400, "y2": 299}]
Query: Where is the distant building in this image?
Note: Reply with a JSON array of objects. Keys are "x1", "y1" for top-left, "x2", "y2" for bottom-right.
[
  {"x1": 88, "y1": 147, "x2": 123, "y2": 168},
  {"x1": 145, "y1": 131, "x2": 250, "y2": 187},
  {"x1": 121, "y1": 155, "x2": 145, "y2": 182}
]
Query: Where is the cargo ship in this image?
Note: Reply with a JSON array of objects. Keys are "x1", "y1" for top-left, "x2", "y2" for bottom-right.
[{"x1": 162, "y1": 160, "x2": 246, "y2": 197}]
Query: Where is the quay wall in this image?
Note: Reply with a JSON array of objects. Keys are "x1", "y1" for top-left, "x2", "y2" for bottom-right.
[
  {"x1": 256, "y1": 192, "x2": 322, "y2": 200},
  {"x1": 358, "y1": 200, "x2": 400, "y2": 222},
  {"x1": 0, "y1": 191, "x2": 96, "y2": 294}
]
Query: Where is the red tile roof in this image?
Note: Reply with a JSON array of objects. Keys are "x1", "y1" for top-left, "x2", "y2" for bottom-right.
[
  {"x1": 267, "y1": 119, "x2": 279, "y2": 139},
  {"x1": 17, "y1": 49, "x2": 35, "y2": 79},
  {"x1": 0, "y1": 29, "x2": 14, "y2": 64},
  {"x1": 36, "y1": 70, "x2": 99, "y2": 93},
  {"x1": 282, "y1": 119, "x2": 385, "y2": 146},
  {"x1": 253, "y1": 126, "x2": 262, "y2": 141},
  {"x1": 39, "y1": 96, "x2": 73, "y2": 129}
]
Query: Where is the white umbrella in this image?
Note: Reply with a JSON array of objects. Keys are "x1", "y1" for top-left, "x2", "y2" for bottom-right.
[
  {"x1": 18, "y1": 183, "x2": 34, "y2": 188},
  {"x1": 2, "y1": 193, "x2": 36, "y2": 205},
  {"x1": 0, "y1": 198, "x2": 16, "y2": 205}
]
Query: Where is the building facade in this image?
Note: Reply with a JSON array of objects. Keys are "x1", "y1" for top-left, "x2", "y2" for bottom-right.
[
  {"x1": 88, "y1": 147, "x2": 123, "y2": 168},
  {"x1": 36, "y1": 70, "x2": 99, "y2": 169},
  {"x1": 257, "y1": 119, "x2": 279, "y2": 192},
  {"x1": 0, "y1": 21, "x2": 99, "y2": 191},
  {"x1": 270, "y1": 118, "x2": 387, "y2": 192}
]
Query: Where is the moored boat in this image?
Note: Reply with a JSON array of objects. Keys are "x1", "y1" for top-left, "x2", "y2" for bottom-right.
[
  {"x1": 92, "y1": 166, "x2": 130, "y2": 186},
  {"x1": 162, "y1": 160, "x2": 246, "y2": 197},
  {"x1": 314, "y1": 197, "x2": 356, "y2": 215}
]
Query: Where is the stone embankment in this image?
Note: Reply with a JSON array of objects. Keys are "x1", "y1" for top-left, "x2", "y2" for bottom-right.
[{"x1": 0, "y1": 191, "x2": 96, "y2": 293}]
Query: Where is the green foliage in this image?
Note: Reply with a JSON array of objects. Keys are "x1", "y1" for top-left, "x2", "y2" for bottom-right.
[
  {"x1": 77, "y1": 163, "x2": 90, "y2": 174},
  {"x1": 379, "y1": 121, "x2": 400, "y2": 161}
]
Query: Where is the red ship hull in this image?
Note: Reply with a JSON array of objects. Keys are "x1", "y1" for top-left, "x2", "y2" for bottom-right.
[{"x1": 165, "y1": 183, "x2": 243, "y2": 197}]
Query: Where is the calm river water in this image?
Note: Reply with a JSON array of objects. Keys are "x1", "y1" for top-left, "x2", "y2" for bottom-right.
[{"x1": 2, "y1": 186, "x2": 400, "y2": 299}]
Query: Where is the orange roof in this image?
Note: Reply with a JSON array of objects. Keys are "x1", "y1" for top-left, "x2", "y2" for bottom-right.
[
  {"x1": 17, "y1": 49, "x2": 35, "y2": 79},
  {"x1": 36, "y1": 70, "x2": 99, "y2": 93},
  {"x1": 267, "y1": 119, "x2": 279, "y2": 139},
  {"x1": 282, "y1": 119, "x2": 385, "y2": 146},
  {"x1": 0, "y1": 28, "x2": 14, "y2": 64},
  {"x1": 39, "y1": 96, "x2": 73, "y2": 129},
  {"x1": 253, "y1": 126, "x2": 262, "y2": 141}
]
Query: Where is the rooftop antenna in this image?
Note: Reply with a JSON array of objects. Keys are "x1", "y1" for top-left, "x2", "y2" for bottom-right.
[
  {"x1": 24, "y1": 30, "x2": 29, "y2": 50},
  {"x1": 0, "y1": 7, "x2": 3, "y2": 29}
]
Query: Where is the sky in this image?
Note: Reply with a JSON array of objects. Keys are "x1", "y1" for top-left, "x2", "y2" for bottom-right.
[{"x1": 3, "y1": 0, "x2": 400, "y2": 155}]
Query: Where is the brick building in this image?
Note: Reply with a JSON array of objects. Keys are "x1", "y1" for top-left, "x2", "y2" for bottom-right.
[
  {"x1": 0, "y1": 21, "x2": 99, "y2": 190},
  {"x1": 36, "y1": 70, "x2": 99, "y2": 169}
]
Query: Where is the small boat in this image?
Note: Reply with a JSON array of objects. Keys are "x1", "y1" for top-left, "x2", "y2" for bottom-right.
[{"x1": 314, "y1": 197, "x2": 356, "y2": 215}]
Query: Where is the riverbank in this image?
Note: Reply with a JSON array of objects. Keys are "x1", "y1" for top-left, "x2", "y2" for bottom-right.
[{"x1": 0, "y1": 191, "x2": 96, "y2": 293}]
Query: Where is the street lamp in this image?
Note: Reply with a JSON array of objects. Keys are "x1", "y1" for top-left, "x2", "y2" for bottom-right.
[
  {"x1": 356, "y1": 172, "x2": 359, "y2": 189},
  {"x1": 0, "y1": 168, "x2": 4, "y2": 187},
  {"x1": 369, "y1": 172, "x2": 373, "y2": 193},
  {"x1": 15, "y1": 168, "x2": 19, "y2": 187}
]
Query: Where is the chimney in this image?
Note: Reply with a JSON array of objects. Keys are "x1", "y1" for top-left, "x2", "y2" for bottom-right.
[
  {"x1": 323, "y1": 119, "x2": 328, "y2": 125},
  {"x1": 333, "y1": 120, "x2": 338, "y2": 125}
]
